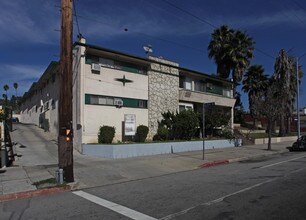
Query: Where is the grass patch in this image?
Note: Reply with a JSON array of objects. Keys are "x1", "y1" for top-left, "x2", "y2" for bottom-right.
[{"x1": 33, "y1": 178, "x2": 65, "y2": 189}]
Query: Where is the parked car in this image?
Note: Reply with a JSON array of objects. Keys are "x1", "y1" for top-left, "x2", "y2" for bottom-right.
[
  {"x1": 290, "y1": 135, "x2": 306, "y2": 151},
  {"x1": 12, "y1": 117, "x2": 19, "y2": 123}
]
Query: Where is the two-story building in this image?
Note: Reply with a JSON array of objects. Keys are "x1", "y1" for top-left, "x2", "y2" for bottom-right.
[{"x1": 20, "y1": 37, "x2": 236, "y2": 152}]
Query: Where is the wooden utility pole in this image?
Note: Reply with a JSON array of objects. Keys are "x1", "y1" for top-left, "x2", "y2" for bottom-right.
[{"x1": 58, "y1": 0, "x2": 74, "y2": 182}]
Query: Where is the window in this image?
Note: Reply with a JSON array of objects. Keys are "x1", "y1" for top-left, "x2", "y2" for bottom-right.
[
  {"x1": 179, "y1": 76, "x2": 185, "y2": 88},
  {"x1": 106, "y1": 97, "x2": 114, "y2": 105},
  {"x1": 51, "y1": 100, "x2": 56, "y2": 110},
  {"x1": 90, "y1": 96, "x2": 99, "y2": 104},
  {"x1": 86, "y1": 55, "x2": 147, "y2": 75},
  {"x1": 138, "y1": 100, "x2": 147, "y2": 108},
  {"x1": 179, "y1": 105, "x2": 186, "y2": 112},
  {"x1": 183, "y1": 77, "x2": 192, "y2": 90},
  {"x1": 99, "y1": 58, "x2": 115, "y2": 68},
  {"x1": 179, "y1": 103, "x2": 193, "y2": 112},
  {"x1": 194, "y1": 80, "x2": 205, "y2": 92},
  {"x1": 223, "y1": 87, "x2": 231, "y2": 97},
  {"x1": 98, "y1": 97, "x2": 106, "y2": 105},
  {"x1": 85, "y1": 94, "x2": 147, "y2": 108},
  {"x1": 52, "y1": 73, "x2": 56, "y2": 83},
  {"x1": 44, "y1": 101, "x2": 49, "y2": 111},
  {"x1": 206, "y1": 83, "x2": 213, "y2": 90}
]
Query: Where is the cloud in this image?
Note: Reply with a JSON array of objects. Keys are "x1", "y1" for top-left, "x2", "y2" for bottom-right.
[
  {"x1": 0, "y1": 1, "x2": 59, "y2": 44},
  {"x1": 74, "y1": 0, "x2": 306, "y2": 42},
  {"x1": 0, "y1": 64, "x2": 44, "y2": 97}
]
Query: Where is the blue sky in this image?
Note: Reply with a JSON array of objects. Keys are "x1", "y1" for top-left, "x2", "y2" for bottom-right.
[{"x1": 1, "y1": 0, "x2": 306, "y2": 110}]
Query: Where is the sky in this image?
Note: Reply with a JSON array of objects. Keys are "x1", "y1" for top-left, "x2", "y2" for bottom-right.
[{"x1": 1, "y1": 0, "x2": 306, "y2": 110}]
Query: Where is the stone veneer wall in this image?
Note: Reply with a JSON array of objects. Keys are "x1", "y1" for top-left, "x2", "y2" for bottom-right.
[{"x1": 148, "y1": 56, "x2": 179, "y2": 139}]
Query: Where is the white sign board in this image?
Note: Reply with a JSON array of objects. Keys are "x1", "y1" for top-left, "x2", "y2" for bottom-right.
[{"x1": 124, "y1": 114, "x2": 136, "y2": 136}]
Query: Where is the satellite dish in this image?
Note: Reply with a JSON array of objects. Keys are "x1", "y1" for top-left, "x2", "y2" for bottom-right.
[{"x1": 143, "y1": 45, "x2": 153, "y2": 55}]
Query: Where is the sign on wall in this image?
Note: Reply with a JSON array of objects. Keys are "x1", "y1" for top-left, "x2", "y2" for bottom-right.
[{"x1": 124, "y1": 114, "x2": 136, "y2": 136}]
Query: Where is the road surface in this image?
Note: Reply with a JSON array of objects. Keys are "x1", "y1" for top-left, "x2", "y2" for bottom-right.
[{"x1": 1, "y1": 151, "x2": 306, "y2": 219}]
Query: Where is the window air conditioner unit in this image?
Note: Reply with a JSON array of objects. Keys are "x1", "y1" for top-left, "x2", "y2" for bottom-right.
[
  {"x1": 91, "y1": 63, "x2": 101, "y2": 72},
  {"x1": 114, "y1": 99, "x2": 123, "y2": 108}
]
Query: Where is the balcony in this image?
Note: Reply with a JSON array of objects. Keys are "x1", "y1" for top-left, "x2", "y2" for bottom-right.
[{"x1": 179, "y1": 89, "x2": 235, "y2": 108}]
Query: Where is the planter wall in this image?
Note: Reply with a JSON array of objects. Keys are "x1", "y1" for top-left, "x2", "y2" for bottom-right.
[
  {"x1": 82, "y1": 139, "x2": 241, "y2": 159},
  {"x1": 254, "y1": 136, "x2": 297, "y2": 145}
]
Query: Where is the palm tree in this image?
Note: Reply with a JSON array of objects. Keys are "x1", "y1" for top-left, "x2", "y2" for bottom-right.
[
  {"x1": 13, "y1": 82, "x2": 18, "y2": 97},
  {"x1": 208, "y1": 25, "x2": 234, "y2": 79},
  {"x1": 208, "y1": 25, "x2": 255, "y2": 90},
  {"x1": 242, "y1": 65, "x2": 269, "y2": 127},
  {"x1": 230, "y1": 30, "x2": 255, "y2": 83},
  {"x1": 273, "y1": 49, "x2": 296, "y2": 136},
  {"x1": 3, "y1": 84, "x2": 9, "y2": 96}
]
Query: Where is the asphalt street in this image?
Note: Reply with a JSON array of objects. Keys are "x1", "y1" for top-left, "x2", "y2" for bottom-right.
[{"x1": 1, "y1": 151, "x2": 306, "y2": 220}]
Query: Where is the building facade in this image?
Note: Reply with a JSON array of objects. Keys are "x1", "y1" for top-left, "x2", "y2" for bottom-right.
[
  {"x1": 20, "y1": 38, "x2": 236, "y2": 152},
  {"x1": 20, "y1": 61, "x2": 59, "y2": 135}
]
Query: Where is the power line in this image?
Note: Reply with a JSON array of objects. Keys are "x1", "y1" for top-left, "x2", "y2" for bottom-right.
[
  {"x1": 76, "y1": 15, "x2": 206, "y2": 54},
  {"x1": 159, "y1": 0, "x2": 275, "y2": 60},
  {"x1": 255, "y1": 48, "x2": 275, "y2": 59},
  {"x1": 160, "y1": 0, "x2": 217, "y2": 29},
  {"x1": 73, "y1": 0, "x2": 82, "y2": 36}
]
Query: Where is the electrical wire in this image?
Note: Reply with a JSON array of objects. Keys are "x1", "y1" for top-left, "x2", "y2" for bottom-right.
[
  {"x1": 160, "y1": 0, "x2": 217, "y2": 29},
  {"x1": 159, "y1": 0, "x2": 275, "y2": 60},
  {"x1": 73, "y1": 0, "x2": 82, "y2": 36}
]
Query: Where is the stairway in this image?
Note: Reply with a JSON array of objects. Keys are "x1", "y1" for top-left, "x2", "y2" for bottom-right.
[{"x1": 234, "y1": 128, "x2": 254, "y2": 146}]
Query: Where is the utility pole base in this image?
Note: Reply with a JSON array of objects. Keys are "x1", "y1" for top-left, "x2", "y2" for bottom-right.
[{"x1": 58, "y1": 136, "x2": 74, "y2": 182}]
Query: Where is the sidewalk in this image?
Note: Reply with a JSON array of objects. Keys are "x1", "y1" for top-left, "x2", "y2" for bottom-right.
[{"x1": 0, "y1": 123, "x2": 295, "y2": 201}]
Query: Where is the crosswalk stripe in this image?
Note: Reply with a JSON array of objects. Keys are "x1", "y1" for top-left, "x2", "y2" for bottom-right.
[{"x1": 73, "y1": 190, "x2": 157, "y2": 220}]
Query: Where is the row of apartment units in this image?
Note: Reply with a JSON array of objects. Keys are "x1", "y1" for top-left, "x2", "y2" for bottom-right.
[{"x1": 20, "y1": 37, "x2": 235, "y2": 152}]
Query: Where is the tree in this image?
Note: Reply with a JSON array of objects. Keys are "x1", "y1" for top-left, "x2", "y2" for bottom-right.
[
  {"x1": 173, "y1": 110, "x2": 199, "y2": 140},
  {"x1": 3, "y1": 84, "x2": 9, "y2": 96},
  {"x1": 208, "y1": 25, "x2": 234, "y2": 79},
  {"x1": 202, "y1": 110, "x2": 231, "y2": 136},
  {"x1": 234, "y1": 92, "x2": 245, "y2": 124},
  {"x1": 159, "y1": 110, "x2": 199, "y2": 140},
  {"x1": 13, "y1": 82, "x2": 18, "y2": 97},
  {"x1": 208, "y1": 25, "x2": 255, "y2": 91},
  {"x1": 253, "y1": 80, "x2": 282, "y2": 150},
  {"x1": 273, "y1": 49, "x2": 296, "y2": 136},
  {"x1": 242, "y1": 65, "x2": 269, "y2": 127}
]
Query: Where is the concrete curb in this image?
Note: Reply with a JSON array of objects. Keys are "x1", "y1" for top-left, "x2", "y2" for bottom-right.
[
  {"x1": 0, "y1": 185, "x2": 71, "y2": 203},
  {"x1": 199, "y1": 149, "x2": 290, "y2": 169},
  {"x1": 199, "y1": 160, "x2": 229, "y2": 168}
]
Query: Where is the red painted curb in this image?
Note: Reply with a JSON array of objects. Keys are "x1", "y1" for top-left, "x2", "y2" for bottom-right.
[
  {"x1": 0, "y1": 185, "x2": 71, "y2": 202},
  {"x1": 199, "y1": 160, "x2": 229, "y2": 168}
]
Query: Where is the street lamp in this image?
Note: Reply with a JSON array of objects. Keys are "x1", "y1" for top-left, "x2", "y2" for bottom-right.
[
  {"x1": 296, "y1": 53, "x2": 306, "y2": 139},
  {"x1": 296, "y1": 57, "x2": 301, "y2": 139}
]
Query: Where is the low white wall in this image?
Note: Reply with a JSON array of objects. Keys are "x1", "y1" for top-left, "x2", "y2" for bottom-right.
[
  {"x1": 240, "y1": 129, "x2": 266, "y2": 134},
  {"x1": 82, "y1": 139, "x2": 241, "y2": 159},
  {"x1": 254, "y1": 136, "x2": 297, "y2": 145}
]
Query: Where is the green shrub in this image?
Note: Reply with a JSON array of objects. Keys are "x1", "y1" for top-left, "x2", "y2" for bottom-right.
[
  {"x1": 135, "y1": 125, "x2": 149, "y2": 142},
  {"x1": 173, "y1": 110, "x2": 199, "y2": 140},
  {"x1": 98, "y1": 126, "x2": 115, "y2": 144},
  {"x1": 220, "y1": 129, "x2": 235, "y2": 140},
  {"x1": 156, "y1": 127, "x2": 168, "y2": 141}
]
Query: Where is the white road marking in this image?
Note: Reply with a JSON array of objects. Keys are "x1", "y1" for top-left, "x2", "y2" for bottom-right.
[
  {"x1": 160, "y1": 178, "x2": 276, "y2": 220},
  {"x1": 160, "y1": 167, "x2": 306, "y2": 220},
  {"x1": 73, "y1": 190, "x2": 157, "y2": 220},
  {"x1": 260, "y1": 155, "x2": 306, "y2": 169}
]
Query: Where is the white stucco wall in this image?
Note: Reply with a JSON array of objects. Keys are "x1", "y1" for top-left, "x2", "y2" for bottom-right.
[
  {"x1": 84, "y1": 65, "x2": 148, "y2": 100},
  {"x1": 83, "y1": 105, "x2": 148, "y2": 143}
]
